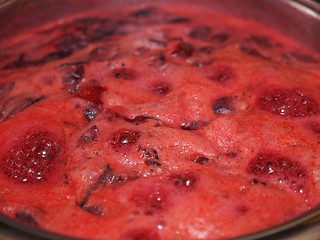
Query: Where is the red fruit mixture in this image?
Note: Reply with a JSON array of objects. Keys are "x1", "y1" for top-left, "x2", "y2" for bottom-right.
[{"x1": 0, "y1": 4, "x2": 320, "y2": 240}]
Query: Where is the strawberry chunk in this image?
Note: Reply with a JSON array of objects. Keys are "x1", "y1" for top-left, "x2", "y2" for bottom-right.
[
  {"x1": 248, "y1": 152, "x2": 307, "y2": 194},
  {"x1": 257, "y1": 88, "x2": 319, "y2": 117},
  {"x1": 109, "y1": 129, "x2": 141, "y2": 152},
  {"x1": 1, "y1": 129, "x2": 64, "y2": 184}
]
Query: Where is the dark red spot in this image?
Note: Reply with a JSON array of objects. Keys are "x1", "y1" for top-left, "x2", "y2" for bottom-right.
[
  {"x1": 211, "y1": 33, "x2": 230, "y2": 43},
  {"x1": 82, "y1": 205, "x2": 104, "y2": 216},
  {"x1": 150, "y1": 82, "x2": 170, "y2": 95},
  {"x1": 290, "y1": 53, "x2": 319, "y2": 64},
  {"x1": 194, "y1": 156, "x2": 210, "y2": 165},
  {"x1": 237, "y1": 205, "x2": 249, "y2": 216},
  {"x1": 96, "y1": 165, "x2": 115, "y2": 187},
  {"x1": 250, "y1": 178, "x2": 267, "y2": 185},
  {"x1": 169, "y1": 173, "x2": 197, "y2": 189},
  {"x1": 78, "y1": 187, "x2": 105, "y2": 216},
  {"x1": 96, "y1": 165, "x2": 134, "y2": 188},
  {"x1": 97, "y1": 166, "x2": 137, "y2": 188},
  {"x1": 63, "y1": 174, "x2": 69, "y2": 185},
  {"x1": 248, "y1": 152, "x2": 307, "y2": 194},
  {"x1": 139, "y1": 148, "x2": 159, "y2": 160},
  {"x1": 170, "y1": 41, "x2": 194, "y2": 58},
  {"x1": 144, "y1": 159, "x2": 162, "y2": 167},
  {"x1": 121, "y1": 228, "x2": 160, "y2": 240},
  {"x1": 4, "y1": 34, "x2": 87, "y2": 69},
  {"x1": 124, "y1": 116, "x2": 155, "y2": 125},
  {"x1": 213, "y1": 96, "x2": 235, "y2": 115},
  {"x1": 60, "y1": 63, "x2": 84, "y2": 93},
  {"x1": 1, "y1": 130, "x2": 64, "y2": 184},
  {"x1": 148, "y1": 54, "x2": 166, "y2": 68},
  {"x1": 63, "y1": 17, "x2": 116, "y2": 43},
  {"x1": 79, "y1": 125, "x2": 99, "y2": 145},
  {"x1": 54, "y1": 34, "x2": 87, "y2": 54},
  {"x1": 81, "y1": 18, "x2": 116, "y2": 40},
  {"x1": 189, "y1": 26, "x2": 212, "y2": 41},
  {"x1": 3, "y1": 54, "x2": 36, "y2": 69},
  {"x1": 113, "y1": 68, "x2": 136, "y2": 80},
  {"x1": 83, "y1": 105, "x2": 99, "y2": 121},
  {"x1": 250, "y1": 178, "x2": 258, "y2": 184},
  {"x1": 258, "y1": 88, "x2": 319, "y2": 117},
  {"x1": 74, "y1": 81, "x2": 105, "y2": 105},
  {"x1": 15, "y1": 212, "x2": 38, "y2": 227},
  {"x1": 41, "y1": 50, "x2": 73, "y2": 62},
  {"x1": 226, "y1": 152, "x2": 237, "y2": 158},
  {"x1": 249, "y1": 178, "x2": 267, "y2": 186},
  {"x1": 139, "y1": 148, "x2": 161, "y2": 167},
  {"x1": 250, "y1": 35, "x2": 273, "y2": 49},
  {"x1": 190, "y1": 46, "x2": 215, "y2": 67},
  {"x1": 208, "y1": 65, "x2": 236, "y2": 83},
  {"x1": 181, "y1": 121, "x2": 208, "y2": 130},
  {"x1": 110, "y1": 129, "x2": 140, "y2": 151},
  {"x1": 240, "y1": 46, "x2": 269, "y2": 60},
  {"x1": 132, "y1": 8, "x2": 155, "y2": 18},
  {"x1": 167, "y1": 17, "x2": 190, "y2": 24},
  {"x1": 197, "y1": 46, "x2": 214, "y2": 55}
]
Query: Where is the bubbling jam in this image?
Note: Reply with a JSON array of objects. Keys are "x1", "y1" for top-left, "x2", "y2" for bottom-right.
[{"x1": 0, "y1": 4, "x2": 320, "y2": 240}]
